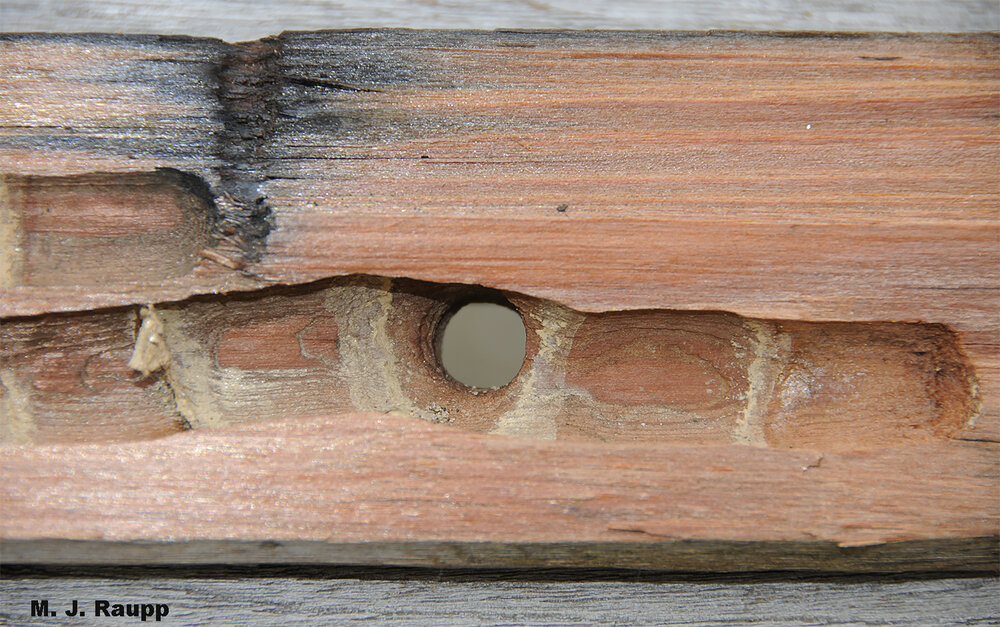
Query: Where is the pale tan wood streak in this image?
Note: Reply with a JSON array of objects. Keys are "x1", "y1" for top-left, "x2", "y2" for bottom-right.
[{"x1": 0, "y1": 413, "x2": 997, "y2": 568}]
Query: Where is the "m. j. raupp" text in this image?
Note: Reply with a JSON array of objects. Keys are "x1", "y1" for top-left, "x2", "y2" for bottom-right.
[{"x1": 31, "y1": 599, "x2": 170, "y2": 621}]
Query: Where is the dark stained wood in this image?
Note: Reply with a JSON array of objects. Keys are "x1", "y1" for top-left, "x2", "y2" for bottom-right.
[{"x1": 0, "y1": 34, "x2": 263, "y2": 311}]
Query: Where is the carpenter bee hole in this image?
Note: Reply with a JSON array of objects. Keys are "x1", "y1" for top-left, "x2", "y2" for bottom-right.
[{"x1": 437, "y1": 301, "x2": 527, "y2": 390}]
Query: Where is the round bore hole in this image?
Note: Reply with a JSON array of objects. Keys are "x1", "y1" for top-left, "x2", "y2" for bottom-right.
[{"x1": 438, "y1": 301, "x2": 526, "y2": 389}]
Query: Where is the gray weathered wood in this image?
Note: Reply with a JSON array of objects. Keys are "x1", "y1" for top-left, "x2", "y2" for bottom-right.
[
  {"x1": 2, "y1": 0, "x2": 998, "y2": 41},
  {"x1": 1, "y1": 572, "x2": 997, "y2": 626}
]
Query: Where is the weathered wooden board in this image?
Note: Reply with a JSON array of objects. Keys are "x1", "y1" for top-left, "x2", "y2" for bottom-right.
[
  {"x1": 3, "y1": 31, "x2": 997, "y2": 426},
  {"x1": 3, "y1": 0, "x2": 998, "y2": 39},
  {"x1": 1, "y1": 31, "x2": 998, "y2": 569},
  {"x1": 2, "y1": 412, "x2": 998, "y2": 569},
  {"x1": 2, "y1": 570, "x2": 998, "y2": 626},
  {"x1": 4, "y1": 32, "x2": 997, "y2": 322}
]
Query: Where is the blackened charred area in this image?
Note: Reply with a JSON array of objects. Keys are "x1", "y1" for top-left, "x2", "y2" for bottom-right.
[
  {"x1": 212, "y1": 38, "x2": 281, "y2": 262},
  {"x1": 205, "y1": 31, "x2": 444, "y2": 264},
  {"x1": 267, "y1": 31, "x2": 466, "y2": 156},
  {"x1": 277, "y1": 30, "x2": 428, "y2": 90}
]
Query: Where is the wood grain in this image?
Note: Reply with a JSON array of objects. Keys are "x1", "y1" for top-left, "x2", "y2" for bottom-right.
[
  {"x1": 1, "y1": 277, "x2": 980, "y2": 451},
  {"x1": 3, "y1": 32, "x2": 996, "y2": 431},
  {"x1": 1, "y1": 31, "x2": 997, "y2": 570},
  {"x1": 2, "y1": 571, "x2": 997, "y2": 626},
  {"x1": 1, "y1": 412, "x2": 998, "y2": 568},
  {"x1": 3, "y1": 32, "x2": 997, "y2": 320},
  {"x1": 2, "y1": 0, "x2": 997, "y2": 40},
  {"x1": 3, "y1": 170, "x2": 218, "y2": 289}
]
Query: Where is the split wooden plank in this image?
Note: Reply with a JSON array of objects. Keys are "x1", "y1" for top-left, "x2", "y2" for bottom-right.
[
  {"x1": 257, "y1": 32, "x2": 998, "y2": 326},
  {"x1": 3, "y1": 32, "x2": 997, "y2": 430},
  {"x1": 1, "y1": 31, "x2": 998, "y2": 569},
  {"x1": 3, "y1": 33, "x2": 996, "y2": 323}
]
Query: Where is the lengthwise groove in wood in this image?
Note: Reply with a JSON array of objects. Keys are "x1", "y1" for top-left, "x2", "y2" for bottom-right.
[
  {"x1": 0, "y1": 31, "x2": 997, "y2": 569},
  {"x1": 0, "y1": 276, "x2": 981, "y2": 450}
]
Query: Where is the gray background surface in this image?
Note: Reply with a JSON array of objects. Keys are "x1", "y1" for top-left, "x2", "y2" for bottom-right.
[
  {"x1": 2, "y1": 1, "x2": 998, "y2": 624},
  {"x1": 3, "y1": 0, "x2": 998, "y2": 41},
  {"x1": 4, "y1": 567, "x2": 1000, "y2": 626}
]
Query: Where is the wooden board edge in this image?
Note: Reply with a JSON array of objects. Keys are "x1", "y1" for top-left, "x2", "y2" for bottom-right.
[{"x1": 3, "y1": 538, "x2": 998, "y2": 573}]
